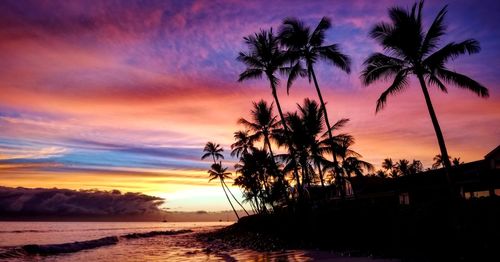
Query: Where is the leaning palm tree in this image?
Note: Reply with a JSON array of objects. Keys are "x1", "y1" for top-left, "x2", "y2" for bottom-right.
[
  {"x1": 361, "y1": 1, "x2": 488, "y2": 184},
  {"x1": 279, "y1": 17, "x2": 351, "y2": 186},
  {"x1": 201, "y1": 142, "x2": 224, "y2": 164},
  {"x1": 238, "y1": 29, "x2": 302, "y2": 197},
  {"x1": 208, "y1": 163, "x2": 239, "y2": 220}
]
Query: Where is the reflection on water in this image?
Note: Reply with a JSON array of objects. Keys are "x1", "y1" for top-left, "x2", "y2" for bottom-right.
[{"x1": 0, "y1": 222, "x2": 398, "y2": 261}]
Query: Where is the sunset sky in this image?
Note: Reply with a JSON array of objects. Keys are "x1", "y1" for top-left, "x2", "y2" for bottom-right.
[{"x1": 1, "y1": 0, "x2": 499, "y2": 212}]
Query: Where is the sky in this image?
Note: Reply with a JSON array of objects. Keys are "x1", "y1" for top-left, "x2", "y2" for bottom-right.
[{"x1": 1, "y1": 0, "x2": 499, "y2": 212}]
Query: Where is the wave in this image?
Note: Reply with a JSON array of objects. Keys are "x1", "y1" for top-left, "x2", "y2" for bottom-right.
[{"x1": 0, "y1": 229, "x2": 192, "y2": 258}]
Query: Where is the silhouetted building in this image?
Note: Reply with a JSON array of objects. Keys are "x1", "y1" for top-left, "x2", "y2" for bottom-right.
[{"x1": 347, "y1": 145, "x2": 500, "y2": 205}]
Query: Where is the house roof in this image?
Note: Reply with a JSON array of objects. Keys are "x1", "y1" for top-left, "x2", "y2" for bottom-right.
[{"x1": 485, "y1": 145, "x2": 500, "y2": 159}]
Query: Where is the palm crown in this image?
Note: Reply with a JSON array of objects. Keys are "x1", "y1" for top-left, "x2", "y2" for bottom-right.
[
  {"x1": 208, "y1": 163, "x2": 231, "y2": 182},
  {"x1": 237, "y1": 29, "x2": 287, "y2": 89},
  {"x1": 201, "y1": 142, "x2": 224, "y2": 162},
  {"x1": 361, "y1": 1, "x2": 488, "y2": 112},
  {"x1": 279, "y1": 16, "x2": 351, "y2": 91}
]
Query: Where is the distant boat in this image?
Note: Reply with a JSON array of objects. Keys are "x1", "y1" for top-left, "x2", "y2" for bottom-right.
[{"x1": 162, "y1": 220, "x2": 168, "y2": 223}]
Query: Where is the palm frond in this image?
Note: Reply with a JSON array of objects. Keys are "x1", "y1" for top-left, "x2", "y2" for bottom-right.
[
  {"x1": 316, "y1": 44, "x2": 351, "y2": 73},
  {"x1": 421, "y1": 5, "x2": 447, "y2": 55},
  {"x1": 376, "y1": 70, "x2": 409, "y2": 112},
  {"x1": 361, "y1": 52, "x2": 405, "y2": 85},
  {"x1": 424, "y1": 39, "x2": 480, "y2": 67},
  {"x1": 238, "y1": 68, "x2": 263, "y2": 82},
  {"x1": 310, "y1": 16, "x2": 331, "y2": 47},
  {"x1": 436, "y1": 68, "x2": 489, "y2": 97}
]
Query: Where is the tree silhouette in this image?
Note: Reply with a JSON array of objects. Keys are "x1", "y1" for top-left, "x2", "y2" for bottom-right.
[
  {"x1": 238, "y1": 29, "x2": 302, "y2": 197},
  {"x1": 202, "y1": 142, "x2": 224, "y2": 164},
  {"x1": 208, "y1": 163, "x2": 239, "y2": 220},
  {"x1": 231, "y1": 130, "x2": 257, "y2": 158},
  {"x1": 279, "y1": 17, "x2": 351, "y2": 193},
  {"x1": 432, "y1": 154, "x2": 451, "y2": 169},
  {"x1": 361, "y1": 1, "x2": 488, "y2": 187}
]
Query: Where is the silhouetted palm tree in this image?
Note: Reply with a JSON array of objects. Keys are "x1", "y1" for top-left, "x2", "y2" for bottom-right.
[
  {"x1": 343, "y1": 156, "x2": 374, "y2": 178},
  {"x1": 409, "y1": 159, "x2": 424, "y2": 174},
  {"x1": 396, "y1": 159, "x2": 411, "y2": 176},
  {"x1": 382, "y1": 158, "x2": 395, "y2": 174},
  {"x1": 238, "y1": 100, "x2": 280, "y2": 164},
  {"x1": 452, "y1": 157, "x2": 463, "y2": 166},
  {"x1": 279, "y1": 17, "x2": 351, "y2": 187},
  {"x1": 202, "y1": 142, "x2": 224, "y2": 164},
  {"x1": 376, "y1": 169, "x2": 387, "y2": 178},
  {"x1": 208, "y1": 163, "x2": 239, "y2": 220},
  {"x1": 231, "y1": 130, "x2": 257, "y2": 158},
  {"x1": 361, "y1": 1, "x2": 488, "y2": 184},
  {"x1": 238, "y1": 29, "x2": 302, "y2": 196},
  {"x1": 298, "y1": 99, "x2": 328, "y2": 187},
  {"x1": 432, "y1": 154, "x2": 451, "y2": 169}
]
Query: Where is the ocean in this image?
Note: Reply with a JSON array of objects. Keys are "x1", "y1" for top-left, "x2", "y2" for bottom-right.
[{"x1": 0, "y1": 221, "x2": 398, "y2": 261}]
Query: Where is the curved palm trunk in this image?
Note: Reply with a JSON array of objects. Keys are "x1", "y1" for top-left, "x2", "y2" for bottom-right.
[
  {"x1": 268, "y1": 79, "x2": 302, "y2": 196},
  {"x1": 223, "y1": 181, "x2": 250, "y2": 216},
  {"x1": 416, "y1": 74, "x2": 454, "y2": 191},
  {"x1": 310, "y1": 68, "x2": 343, "y2": 196},
  {"x1": 221, "y1": 179, "x2": 239, "y2": 220}
]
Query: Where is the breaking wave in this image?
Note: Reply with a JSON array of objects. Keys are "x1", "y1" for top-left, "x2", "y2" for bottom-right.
[{"x1": 0, "y1": 229, "x2": 192, "y2": 258}]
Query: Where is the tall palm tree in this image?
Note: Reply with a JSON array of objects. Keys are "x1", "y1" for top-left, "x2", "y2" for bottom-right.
[
  {"x1": 201, "y1": 142, "x2": 224, "y2": 164},
  {"x1": 361, "y1": 1, "x2": 488, "y2": 185},
  {"x1": 278, "y1": 17, "x2": 351, "y2": 186},
  {"x1": 208, "y1": 163, "x2": 239, "y2": 220},
  {"x1": 231, "y1": 130, "x2": 257, "y2": 158},
  {"x1": 298, "y1": 99, "x2": 327, "y2": 187},
  {"x1": 238, "y1": 29, "x2": 302, "y2": 196}
]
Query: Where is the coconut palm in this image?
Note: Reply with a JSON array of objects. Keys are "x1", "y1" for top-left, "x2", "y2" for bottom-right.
[
  {"x1": 279, "y1": 17, "x2": 351, "y2": 187},
  {"x1": 396, "y1": 159, "x2": 411, "y2": 176},
  {"x1": 343, "y1": 156, "x2": 374, "y2": 178},
  {"x1": 231, "y1": 130, "x2": 257, "y2": 158},
  {"x1": 208, "y1": 163, "x2": 239, "y2": 220},
  {"x1": 361, "y1": 1, "x2": 488, "y2": 183},
  {"x1": 238, "y1": 29, "x2": 302, "y2": 196},
  {"x1": 382, "y1": 158, "x2": 395, "y2": 174},
  {"x1": 409, "y1": 159, "x2": 424, "y2": 174},
  {"x1": 238, "y1": 100, "x2": 280, "y2": 163},
  {"x1": 298, "y1": 99, "x2": 328, "y2": 187},
  {"x1": 201, "y1": 142, "x2": 224, "y2": 164}
]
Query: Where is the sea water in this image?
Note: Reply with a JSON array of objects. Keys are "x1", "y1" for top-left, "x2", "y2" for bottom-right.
[{"x1": 0, "y1": 221, "x2": 398, "y2": 261}]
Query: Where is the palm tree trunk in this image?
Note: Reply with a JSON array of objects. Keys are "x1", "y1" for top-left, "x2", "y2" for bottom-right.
[
  {"x1": 416, "y1": 74, "x2": 454, "y2": 188},
  {"x1": 310, "y1": 68, "x2": 343, "y2": 196},
  {"x1": 269, "y1": 80, "x2": 302, "y2": 195},
  {"x1": 316, "y1": 161, "x2": 325, "y2": 187},
  {"x1": 221, "y1": 179, "x2": 239, "y2": 220},
  {"x1": 223, "y1": 181, "x2": 250, "y2": 216}
]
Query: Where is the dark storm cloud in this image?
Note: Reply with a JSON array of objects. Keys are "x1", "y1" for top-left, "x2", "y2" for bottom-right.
[{"x1": 0, "y1": 186, "x2": 165, "y2": 217}]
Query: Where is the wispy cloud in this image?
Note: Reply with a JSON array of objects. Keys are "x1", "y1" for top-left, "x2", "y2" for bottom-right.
[{"x1": 0, "y1": 0, "x2": 499, "y2": 210}]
